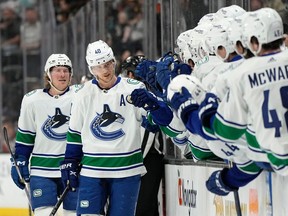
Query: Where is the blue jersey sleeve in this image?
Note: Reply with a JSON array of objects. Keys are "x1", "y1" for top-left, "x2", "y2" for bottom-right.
[{"x1": 222, "y1": 163, "x2": 262, "y2": 188}]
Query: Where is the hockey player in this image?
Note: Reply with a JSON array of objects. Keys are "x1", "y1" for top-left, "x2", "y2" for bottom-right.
[
  {"x1": 60, "y1": 40, "x2": 173, "y2": 216},
  {"x1": 168, "y1": 7, "x2": 287, "y2": 195},
  {"x1": 203, "y1": 7, "x2": 287, "y2": 174},
  {"x1": 10, "y1": 54, "x2": 79, "y2": 215},
  {"x1": 168, "y1": 11, "x2": 246, "y2": 163},
  {"x1": 167, "y1": 8, "x2": 281, "y2": 196}
]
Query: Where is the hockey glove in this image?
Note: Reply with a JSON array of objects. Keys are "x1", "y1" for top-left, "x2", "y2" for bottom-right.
[
  {"x1": 170, "y1": 87, "x2": 199, "y2": 120},
  {"x1": 134, "y1": 60, "x2": 157, "y2": 81},
  {"x1": 156, "y1": 60, "x2": 172, "y2": 91},
  {"x1": 170, "y1": 87, "x2": 192, "y2": 110},
  {"x1": 198, "y1": 93, "x2": 219, "y2": 129},
  {"x1": 141, "y1": 116, "x2": 160, "y2": 133},
  {"x1": 60, "y1": 159, "x2": 81, "y2": 191},
  {"x1": 206, "y1": 168, "x2": 238, "y2": 196},
  {"x1": 159, "y1": 51, "x2": 177, "y2": 63},
  {"x1": 170, "y1": 63, "x2": 192, "y2": 79},
  {"x1": 130, "y1": 89, "x2": 159, "y2": 111},
  {"x1": 11, "y1": 155, "x2": 30, "y2": 190},
  {"x1": 146, "y1": 66, "x2": 160, "y2": 93}
]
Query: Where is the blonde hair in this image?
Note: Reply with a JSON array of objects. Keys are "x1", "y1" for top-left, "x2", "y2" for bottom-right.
[{"x1": 43, "y1": 73, "x2": 50, "y2": 89}]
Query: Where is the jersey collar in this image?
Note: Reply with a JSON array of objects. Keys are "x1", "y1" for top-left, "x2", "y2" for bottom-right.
[
  {"x1": 43, "y1": 87, "x2": 70, "y2": 97},
  {"x1": 92, "y1": 76, "x2": 121, "y2": 90}
]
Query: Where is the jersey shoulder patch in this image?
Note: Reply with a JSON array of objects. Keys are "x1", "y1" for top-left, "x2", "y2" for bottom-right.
[
  {"x1": 25, "y1": 89, "x2": 38, "y2": 97},
  {"x1": 72, "y1": 84, "x2": 85, "y2": 93},
  {"x1": 126, "y1": 78, "x2": 141, "y2": 85}
]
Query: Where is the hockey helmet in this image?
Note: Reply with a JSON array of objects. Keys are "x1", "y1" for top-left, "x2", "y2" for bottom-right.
[
  {"x1": 44, "y1": 54, "x2": 73, "y2": 78},
  {"x1": 121, "y1": 55, "x2": 147, "y2": 77},
  {"x1": 242, "y1": 7, "x2": 283, "y2": 55},
  {"x1": 227, "y1": 13, "x2": 249, "y2": 51},
  {"x1": 175, "y1": 30, "x2": 193, "y2": 64},
  {"x1": 193, "y1": 22, "x2": 214, "y2": 59},
  {"x1": 215, "y1": 5, "x2": 246, "y2": 19},
  {"x1": 205, "y1": 18, "x2": 234, "y2": 61},
  {"x1": 198, "y1": 13, "x2": 219, "y2": 25},
  {"x1": 86, "y1": 40, "x2": 115, "y2": 73}
]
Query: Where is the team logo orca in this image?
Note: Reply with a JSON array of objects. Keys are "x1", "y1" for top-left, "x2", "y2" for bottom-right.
[
  {"x1": 91, "y1": 104, "x2": 125, "y2": 140},
  {"x1": 41, "y1": 108, "x2": 70, "y2": 140}
]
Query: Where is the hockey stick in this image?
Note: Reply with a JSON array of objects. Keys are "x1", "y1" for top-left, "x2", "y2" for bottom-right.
[
  {"x1": 3, "y1": 126, "x2": 32, "y2": 211},
  {"x1": 267, "y1": 172, "x2": 273, "y2": 215},
  {"x1": 229, "y1": 161, "x2": 242, "y2": 216},
  {"x1": 233, "y1": 185, "x2": 242, "y2": 216},
  {"x1": 49, "y1": 183, "x2": 70, "y2": 216}
]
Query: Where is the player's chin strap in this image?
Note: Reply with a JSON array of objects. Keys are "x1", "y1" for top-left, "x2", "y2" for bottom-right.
[
  {"x1": 47, "y1": 70, "x2": 72, "y2": 94},
  {"x1": 48, "y1": 81, "x2": 69, "y2": 94},
  {"x1": 241, "y1": 49, "x2": 247, "y2": 58},
  {"x1": 48, "y1": 80, "x2": 70, "y2": 94}
]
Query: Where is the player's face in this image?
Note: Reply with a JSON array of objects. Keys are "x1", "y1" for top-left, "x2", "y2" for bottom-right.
[
  {"x1": 284, "y1": 34, "x2": 288, "y2": 48},
  {"x1": 235, "y1": 41, "x2": 245, "y2": 55},
  {"x1": 91, "y1": 60, "x2": 117, "y2": 88},
  {"x1": 50, "y1": 66, "x2": 71, "y2": 91},
  {"x1": 217, "y1": 46, "x2": 227, "y2": 60}
]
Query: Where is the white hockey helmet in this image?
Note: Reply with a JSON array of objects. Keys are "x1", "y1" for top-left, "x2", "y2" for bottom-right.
[
  {"x1": 175, "y1": 30, "x2": 193, "y2": 64},
  {"x1": 227, "y1": 12, "x2": 249, "y2": 53},
  {"x1": 187, "y1": 30, "x2": 202, "y2": 63},
  {"x1": 44, "y1": 53, "x2": 73, "y2": 78},
  {"x1": 167, "y1": 74, "x2": 206, "y2": 105},
  {"x1": 242, "y1": 8, "x2": 283, "y2": 55},
  {"x1": 215, "y1": 5, "x2": 246, "y2": 19},
  {"x1": 187, "y1": 24, "x2": 212, "y2": 63},
  {"x1": 194, "y1": 22, "x2": 214, "y2": 59},
  {"x1": 197, "y1": 13, "x2": 219, "y2": 25},
  {"x1": 205, "y1": 18, "x2": 234, "y2": 61},
  {"x1": 86, "y1": 40, "x2": 115, "y2": 72}
]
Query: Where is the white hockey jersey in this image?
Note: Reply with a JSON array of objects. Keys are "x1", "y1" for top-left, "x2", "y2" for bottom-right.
[
  {"x1": 66, "y1": 77, "x2": 147, "y2": 178},
  {"x1": 193, "y1": 55, "x2": 222, "y2": 82},
  {"x1": 214, "y1": 50, "x2": 288, "y2": 175},
  {"x1": 15, "y1": 85, "x2": 82, "y2": 178},
  {"x1": 202, "y1": 58, "x2": 244, "y2": 93}
]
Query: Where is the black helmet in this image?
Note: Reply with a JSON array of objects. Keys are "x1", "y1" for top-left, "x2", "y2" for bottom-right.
[{"x1": 121, "y1": 55, "x2": 147, "y2": 78}]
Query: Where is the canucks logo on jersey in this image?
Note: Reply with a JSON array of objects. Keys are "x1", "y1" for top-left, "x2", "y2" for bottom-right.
[
  {"x1": 41, "y1": 108, "x2": 70, "y2": 140},
  {"x1": 91, "y1": 104, "x2": 125, "y2": 140}
]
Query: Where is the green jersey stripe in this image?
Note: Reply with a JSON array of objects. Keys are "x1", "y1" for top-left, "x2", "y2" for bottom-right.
[
  {"x1": 214, "y1": 117, "x2": 245, "y2": 141},
  {"x1": 82, "y1": 152, "x2": 143, "y2": 168},
  {"x1": 189, "y1": 145, "x2": 218, "y2": 160},
  {"x1": 267, "y1": 153, "x2": 288, "y2": 167},
  {"x1": 67, "y1": 131, "x2": 82, "y2": 143},
  {"x1": 245, "y1": 130, "x2": 261, "y2": 149},
  {"x1": 237, "y1": 161, "x2": 262, "y2": 174},
  {"x1": 31, "y1": 156, "x2": 64, "y2": 168},
  {"x1": 16, "y1": 132, "x2": 35, "y2": 144}
]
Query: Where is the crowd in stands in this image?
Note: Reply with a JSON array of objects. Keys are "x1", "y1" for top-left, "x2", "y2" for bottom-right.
[
  {"x1": 104, "y1": 0, "x2": 145, "y2": 73},
  {"x1": 53, "y1": 0, "x2": 90, "y2": 24},
  {"x1": 0, "y1": 0, "x2": 40, "y2": 153}
]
